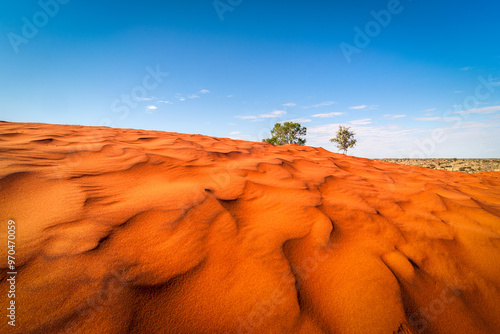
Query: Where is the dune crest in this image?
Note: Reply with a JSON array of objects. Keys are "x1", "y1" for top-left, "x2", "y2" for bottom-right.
[{"x1": 1, "y1": 122, "x2": 499, "y2": 333}]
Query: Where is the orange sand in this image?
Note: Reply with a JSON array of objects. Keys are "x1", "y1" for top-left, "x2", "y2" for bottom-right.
[{"x1": 1, "y1": 121, "x2": 499, "y2": 334}]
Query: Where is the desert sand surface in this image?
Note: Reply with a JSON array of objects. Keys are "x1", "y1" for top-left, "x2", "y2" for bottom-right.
[{"x1": 1, "y1": 121, "x2": 500, "y2": 334}]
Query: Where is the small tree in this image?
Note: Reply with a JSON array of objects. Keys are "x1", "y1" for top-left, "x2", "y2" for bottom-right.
[
  {"x1": 263, "y1": 122, "x2": 307, "y2": 145},
  {"x1": 330, "y1": 125, "x2": 356, "y2": 154}
]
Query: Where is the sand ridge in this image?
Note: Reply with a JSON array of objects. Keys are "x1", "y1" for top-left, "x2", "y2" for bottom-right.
[{"x1": 0, "y1": 121, "x2": 499, "y2": 333}]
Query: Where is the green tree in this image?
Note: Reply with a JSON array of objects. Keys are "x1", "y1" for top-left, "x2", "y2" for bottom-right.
[
  {"x1": 263, "y1": 122, "x2": 307, "y2": 145},
  {"x1": 330, "y1": 125, "x2": 357, "y2": 154}
]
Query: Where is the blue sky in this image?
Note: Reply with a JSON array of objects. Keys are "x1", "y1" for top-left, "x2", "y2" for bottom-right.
[{"x1": 1, "y1": 0, "x2": 499, "y2": 158}]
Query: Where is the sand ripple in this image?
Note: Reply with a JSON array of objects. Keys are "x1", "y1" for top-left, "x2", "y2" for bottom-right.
[{"x1": 1, "y1": 122, "x2": 499, "y2": 333}]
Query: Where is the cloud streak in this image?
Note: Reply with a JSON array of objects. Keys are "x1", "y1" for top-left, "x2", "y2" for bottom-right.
[
  {"x1": 312, "y1": 112, "x2": 344, "y2": 118},
  {"x1": 383, "y1": 114, "x2": 406, "y2": 120},
  {"x1": 414, "y1": 116, "x2": 462, "y2": 122},
  {"x1": 260, "y1": 110, "x2": 287, "y2": 118},
  {"x1": 280, "y1": 118, "x2": 312, "y2": 123},
  {"x1": 452, "y1": 105, "x2": 500, "y2": 115},
  {"x1": 349, "y1": 105, "x2": 379, "y2": 110},
  {"x1": 304, "y1": 101, "x2": 337, "y2": 108},
  {"x1": 349, "y1": 118, "x2": 372, "y2": 125},
  {"x1": 236, "y1": 110, "x2": 287, "y2": 120}
]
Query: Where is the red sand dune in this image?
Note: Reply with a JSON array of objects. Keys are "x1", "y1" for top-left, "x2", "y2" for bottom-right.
[{"x1": 1, "y1": 121, "x2": 499, "y2": 334}]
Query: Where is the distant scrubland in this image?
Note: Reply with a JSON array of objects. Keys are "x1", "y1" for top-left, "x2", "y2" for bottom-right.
[{"x1": 379, "y1": 159, "x2": 500, "y2": 173}]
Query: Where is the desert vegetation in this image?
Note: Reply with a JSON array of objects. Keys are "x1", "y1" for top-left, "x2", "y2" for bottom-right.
[
  {"x1": 379, "y1": 158, "x2": 500, "y2": 173},
  {"x1": 263, "y1": 122, "x2": 307, "y2": 145},
  {"x1": 330, "y1": 125, "x2": 357, "y2": 154}
]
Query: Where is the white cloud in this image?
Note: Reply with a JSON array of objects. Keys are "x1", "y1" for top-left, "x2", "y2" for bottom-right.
[
  {"x1": 227, "y1": 95, "x2": 234, "y2": 98},
  {"x1": 460, "y1": 67, "x2": 472, "y2": 71},
  {"x1": 158, "y1": 100, "x2": 173, "y2": 104},
  {"x1": 235, "y1": 115, "x2": 258, "y2": 120},
  {"x1": 349, "y1": 118, "x2": 372, "y2": 125},
  {"x1": 424, "y1": 108, "x2": 436, "y2": 112},
  {"x1": 383, "y1": 114, "x2": 406, "y2": 120},
  {"x1": 414, "y1": 116, "x2": 461, "y2": 122},
  {"x1": 312, "y1": 112, "x2": 344, "y2": 118},
  {"x1": 230, "y1": 133, "x2": 258, "y2": 141},
  {"x1": 136, "y1": 97, "x2": 154, "y2": 101},
  {"x1": 453, "y1": 120, "x2": 500, "y2": 129},
  {"x1": 236, "y1": 110, "x2": 287, "y2": 121},
  {"x1": 349, "y1": 105, "x2": 368, "y2": 110},
  {"x1": 306, "y1": 118, "x2": 500, "y2": 158},
  {"x1": 384, "y1": 124, "x2": 405, "y2": 130},
  {"x1": 454, "y1": 91, "x2": 463, "y2": 94},
  {"x1": 189, "y1": 94, "x2": 200, "y2": 99},
  {"x1": 348, "y1": 104, "x2": 379, "y2": 110},
  {"x1": 279, "y1": 118, "x2": 311, "y2": 124},
  {"x1": 307, "y1": 123, "x2": 341, "y2": 134},
  {"x1": 414, "y1": 117, "x2": 442, "y2": 121},
  {"x1": 283, "y1": 102, "x2": 297, "y2": 107},
  {"x1": 145, "y1": 105, "x2": 157, "y2": 114},
  {"x1": 305, "y1": 101, "x2": 337, "y2": 108},
  {"x1": 306, "y1": 123, "x2": 427, "y2": 157},
  {"x1": 229, "y1": 131, "x2": 241, "y2": 135},
  {"x1": 200, "y1": 89, "x2": 210, "y2": 94},
  {"x1": 452, "y1": 105, "x2": 500, "y2": 115},
  {"x1": 490, "y1": 79, "x2": 500, "y2": 86},
  {"x1": 259, "y1": 110, "x2": 287, "y2": 118}
]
